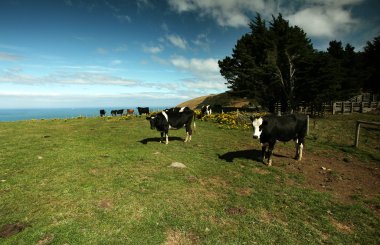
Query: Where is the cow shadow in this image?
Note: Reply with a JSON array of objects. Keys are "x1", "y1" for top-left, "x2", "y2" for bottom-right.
[
  {"x1": 218, "y1": 149, "x2": 262, "y2": 163},
  {"x1": 138, "y1": 137, "x2": 184, "y2": 145}
]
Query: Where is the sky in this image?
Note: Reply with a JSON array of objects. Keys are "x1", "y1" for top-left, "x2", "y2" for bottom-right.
[{"x1": 0, "y1": 0, "x2": 379, "y2": 109}]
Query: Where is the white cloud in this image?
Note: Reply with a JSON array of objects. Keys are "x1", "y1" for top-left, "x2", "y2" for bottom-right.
[
  {"x1": 170, "y1": 56, "x2": 219, "y2": 74},
  {"x1": 167, "y1": 0, "x2": 271, "y2": 27},
  {"x1": 114, "y1": 14, "x2": 131, "y2": 23},
  {"x1": 169, "y1": 56, "x2": 226, "y2": 92},
  {"x1": 167, "y1": 0, "x2": 363, "y2": 39},
  {"x1": 192, "y1": 33, "x2": 212, "y2": 50},
  {"x1": 0, "y1": 70, "x2": 137, "y2": 86},
  {"x1": 96, "y1": 47, "x2": 108, "y2": 55},
  {"x1": 143, "y1": 45, "x2": 164, "y2": 54},
  {"x1": 182, "y1": 80, "x2": 226, "y2": 90},
  {"x1": 166, "y1": 34, "x2": 188, "y2": 49},
  {"x1": 286, "y1": 1, "x2": 362, "y2": 38},
  {"x1": 111, "y1": 59, "x2": 122, "y2": 65},
  {"x1": 0, "y1": 52, "x2": 23, "y2": 61}
]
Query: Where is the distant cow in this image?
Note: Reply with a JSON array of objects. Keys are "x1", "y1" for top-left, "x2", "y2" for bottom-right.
[
  {"x1": 201, "y1": 105, "x2": 212, "y2": 117},
  {"x1": 99, "y1": 109, "x2": 106, "y2": 117},
  {"x1": 250, "y1": 114, "x2": 308, "y2": 166},
  {"x1": 146, "y1": 107, "x2": 195, "y2": 144},
  {"x1": 127, "y1": 109, "x2": 134, "y2": 115},
  {"x1": 137, "y1": 107, "x2": 149, "y2": 115},
  {"x1": 111, "y1": 109, "x2": 124, "y2": 116}
]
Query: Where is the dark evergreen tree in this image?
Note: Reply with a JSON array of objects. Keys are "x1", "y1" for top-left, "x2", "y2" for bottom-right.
[
  {"x1": 219, "y1": 13, "x2": 314, "y2": 112},
  {"x1": 363, "y1": 36, "x2": 380, "y2": 93}
]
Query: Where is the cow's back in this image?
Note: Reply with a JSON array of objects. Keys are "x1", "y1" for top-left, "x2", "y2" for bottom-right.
[
  {"x1": 262, "y1": 114, "x2": 307, "y2": 142},
  {"x1": 166, "y1": 108, "x2": 194, "y2": 128}
]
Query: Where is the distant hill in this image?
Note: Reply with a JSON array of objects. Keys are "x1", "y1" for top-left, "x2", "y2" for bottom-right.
[{"x1": 177, "y1": 92, "x2": 257, "y2": 109}]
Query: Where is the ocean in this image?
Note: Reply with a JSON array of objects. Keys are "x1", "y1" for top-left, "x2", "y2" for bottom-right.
[{"x1": 0, "y1": 107, "x2": 168, "y2": 122}]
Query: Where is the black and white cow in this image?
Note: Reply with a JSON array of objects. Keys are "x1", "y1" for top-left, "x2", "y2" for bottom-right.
[
  {"x1": 250, "y1": 114, "x2": 308, "y2": 166},
  {"x1": 137, "y1": 107, "x2": 149, "y2": 115},
  {"x1": 201, "y1": 105, "x2": 212, "y2": 117},
  {"x1": 99, "y1": 109, "x2": 106, "y2": 117},
  {"x1": 146, "y1": 107, "x2": 195, "y2": 144}
]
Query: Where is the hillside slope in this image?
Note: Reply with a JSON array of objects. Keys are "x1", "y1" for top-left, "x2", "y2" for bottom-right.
[{"x1": 177, "y1": 92, "x2": 256, "y2": 109}]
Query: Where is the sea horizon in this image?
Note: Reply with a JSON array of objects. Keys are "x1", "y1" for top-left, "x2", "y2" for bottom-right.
[{"x1": 0, "y1": 106, "x2": 169, "y2": 122}]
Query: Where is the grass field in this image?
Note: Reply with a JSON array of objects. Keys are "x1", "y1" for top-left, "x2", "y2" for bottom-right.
[{"x1": 0, "y1": 113, "x2": 379, "y2": 244}]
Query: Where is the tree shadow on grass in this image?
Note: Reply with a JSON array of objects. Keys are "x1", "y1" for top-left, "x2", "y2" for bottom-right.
[{"x1": 138, "y1": 137, "x2": 184, "y2": 144}]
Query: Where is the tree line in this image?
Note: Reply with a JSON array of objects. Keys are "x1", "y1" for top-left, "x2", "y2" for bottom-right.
[{"x1": 218, "y1": 14, "x2": 379, "y2": 114}]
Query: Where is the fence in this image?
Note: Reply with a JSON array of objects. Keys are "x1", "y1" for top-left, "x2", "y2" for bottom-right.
[
  {"x1": 295, "y1": 101, "x2": 380, "y2": 116},
  {"x1": 354, "y1": 120, "x2": 380, "y2": 147}
]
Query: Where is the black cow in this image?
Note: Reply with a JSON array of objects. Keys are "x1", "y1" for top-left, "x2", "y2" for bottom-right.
[
  {"x1": 99, "y1": 109, "x2": 106, "y2": 117},
  {"x1": 250, "y1": 114, "x2": 308, "y2": 166},
  {"x1": 137, "y1": 107, "x2": 149, "y2": 115},
  {"x1": 111, "y1": 109, "x2": 124, "y2": 116},
  {"x1": 200, "y1": 105, "x2": 212, "y2": 117},
  {"x1": 146, "y1": 107, "x2": 195, "y2": 144}
]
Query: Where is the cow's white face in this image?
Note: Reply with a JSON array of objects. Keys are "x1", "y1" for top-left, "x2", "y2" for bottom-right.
[{"x1": 251, "y1": 117, "x2": 263, "y2": 139}]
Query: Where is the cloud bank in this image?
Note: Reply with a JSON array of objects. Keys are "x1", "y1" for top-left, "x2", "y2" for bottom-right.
[{"x1": 167, "y1": 0, "x2": 364, "y2": 39}]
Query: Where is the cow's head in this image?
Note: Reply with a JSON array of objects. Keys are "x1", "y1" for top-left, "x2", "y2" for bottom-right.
[
  {"x1": 146, "y1": 116, "x2": 156, "y2": 129},
  {"x1": 250, "y1": 116, "x2": 263, "y2": 139}
]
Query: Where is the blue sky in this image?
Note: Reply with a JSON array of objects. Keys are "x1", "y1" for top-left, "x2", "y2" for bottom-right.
[{"x1": 1, "y1": 0, "x2": 379, "y2": 108}]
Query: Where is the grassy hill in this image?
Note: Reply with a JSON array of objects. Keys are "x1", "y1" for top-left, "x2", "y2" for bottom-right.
[
  {"x1": 0, "y1": 114, "x2": 379, "y2": 244},
  {"x1": 177, "y1": 92, "x2": 256, "y2": 109}
]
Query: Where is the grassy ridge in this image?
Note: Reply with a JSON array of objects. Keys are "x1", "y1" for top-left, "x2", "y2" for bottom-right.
[{"x1": 0, "y1": 114, "x2": 379, "y2": 244}]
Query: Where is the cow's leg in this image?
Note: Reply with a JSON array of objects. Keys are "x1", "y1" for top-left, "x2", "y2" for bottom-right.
[
  {"x1": 267, "y1": 142, "x2": 275, "y2": 166},
  {"x1": 261, "y1": 143, "x2": 268, "y2": 163},
  {"x1": 160, "y1": 132, "x2": 164, "y2": 143},
  {"x1": 294, "y1": 139, "x2": 300, "y2": 160},
  {"x1": 165, "y1": 131, "x2": 169, "y2": 145},
  {"x1": 297, "y1": 137, "x2": 305, "y2": 161},
  {"x1": 184, "y1": 124, "x2": 192, "y2": 142}
]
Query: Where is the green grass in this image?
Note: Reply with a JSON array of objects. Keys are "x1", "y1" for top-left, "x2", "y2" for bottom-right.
[{"x1": 0, "y1": 114, "x2": 379, "y2": 244}]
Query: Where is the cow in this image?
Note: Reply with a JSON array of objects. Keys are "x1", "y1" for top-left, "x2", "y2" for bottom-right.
[
  {"x1": 137, "y1": 107, "x2": 149, "y2": 115},
  {"x1": 99, "y1": 109, "x2": 106, "y2": 117},
  {"x1": 111, "y1": 109, "x2": 124, "y2": 116},
  {"x1": 201, "y1": 105, "x2": 212, "y2": 117},
  {"x1": 146, "y1": 107, "x2": 195, "y2": 144},
  {"x1": 250, "y1": 114, "x2": 308, "y2": 166},
  {"x1": 127, "y1": 109, "x2": 134, "y2": 115}
]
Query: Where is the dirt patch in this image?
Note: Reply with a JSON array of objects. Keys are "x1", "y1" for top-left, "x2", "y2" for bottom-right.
[
  {"x1": 224, "y1": 206, "x2": 247, "y2": 215},
  {"x1": 99, "y1": 199, "x2": 113, "y2": 209},
  {"x1": 274, "y1": 147, "x2": 380, "y2": 204},
  {"x1": 0, "y1": 222, "x2": 28, "y2": 238},
  {"x1": 252, "y1": 168, "x2": 271, "y2": 175},
  {"x1": 165, "y1": 229, "x2": 200, "y2": 245},
  {"x1": 236, "y1": 187, "x2": 255, "y2": 196},
  {"x1": 37, "y1": 233, "x2": 55, "y2": 245},
  {"x1": 330, "y1": 218, "x2": 354, "y2": 234}
]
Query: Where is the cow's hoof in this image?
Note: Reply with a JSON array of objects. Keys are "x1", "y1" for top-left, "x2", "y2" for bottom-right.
[{"x1": 267, "y1": 160, "x2": 272, "y2": 166}]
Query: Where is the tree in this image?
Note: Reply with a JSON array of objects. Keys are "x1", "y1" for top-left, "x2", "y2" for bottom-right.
[
  {"x1": 219, "y1": 13, "x2": 314, "y2": 112},
  {"x1": 363, "y1": 36, "x2": 380, "y2": 93}
]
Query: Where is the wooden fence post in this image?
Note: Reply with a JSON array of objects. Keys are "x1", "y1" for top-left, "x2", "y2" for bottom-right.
[
  {"x1": 332, "y1": 102, "x2": 336, "y2": 115},
  {"x1": 355, "y1": 121, "x2": 360, "y2": 147},
  {"x1": 306, "y1": 115, "x2": 310, "y2": 136}
]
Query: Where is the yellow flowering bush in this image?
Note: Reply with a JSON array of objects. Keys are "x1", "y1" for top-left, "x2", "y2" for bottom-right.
[{"x1": 200, "y1": 111, "x2": 267, "y2": 130}]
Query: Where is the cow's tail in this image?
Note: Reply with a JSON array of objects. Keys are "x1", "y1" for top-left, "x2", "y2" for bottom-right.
[{"x1": 193, "y1": 113, "x2": 196, "y2": 133}]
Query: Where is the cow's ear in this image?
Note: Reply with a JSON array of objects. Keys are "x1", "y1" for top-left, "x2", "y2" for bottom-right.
[
  {"x1": 146, "y1": 116, "x2": 151, "y2": 120},
  {"x1": 249, "y1": 116, "x2": 254, "y2": 122},
  {"x1": 262, "y1": 120, "x2": 268, "y2": 126}
]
